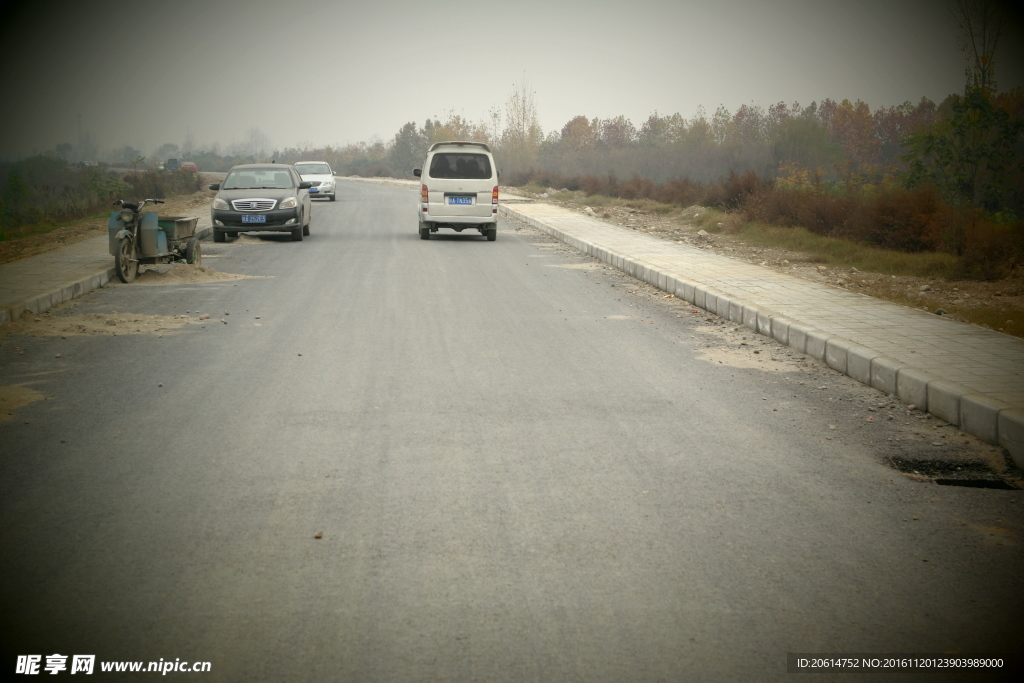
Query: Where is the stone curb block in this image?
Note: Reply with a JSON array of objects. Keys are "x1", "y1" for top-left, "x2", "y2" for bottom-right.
[
  {"x1": 656, "y1": 269, "x2": 669, "y2": 293},
  {"x1": 770, "y1": 316, "x2": 792, "y2": 345},
  {"x1": 743, "y1": 305, "x2": 759, "y2": 331},
  {"x1": 845, "y1": 345, "x2": 878, "y2": 385},
  {"x1": 960, "y1": 394, "x2": 1011, "y2": 445},
  {"x1": 926, "y1": 380, "x2": 971, "y2": 426},
  {"x1": 728, "y1": 300, "x2": 745, "y2": 325},
  {"x1": 825, "y1": 338, "x2": 853, "y2": 374},
  {"x1": 786, "y1": 322, "x2": 811, "y2": 353},
  {"x1": 693, "y1": 287, "x2": 706, "y2": 310},
  {"x1": 870, "y1": 356, "x2": 902, "y2": 395},
  {"x1": 714, "y1": 291, "x2": 733, "y2": 318},
  {"x1": 703, "y1": 290, "x2": 719, "y2": 315},
  {"x1": 710, "y1": 290, "x2": 729, "y2": 317},
  {"x1": 997, "y1": 409, "x2": 1024, "y2": 469},
  {"x1": 757, "y1": 311, "x2": 773, "y2": 336},
  {"x1": 678, "y1": 279, "x2": 695, "y2": 303},
  {"x1": 805, "y1": 329, "x2": 832, "y2": 361},
  {"x1": 896, "y1": 368, "x2": 942, "y2": 410}
]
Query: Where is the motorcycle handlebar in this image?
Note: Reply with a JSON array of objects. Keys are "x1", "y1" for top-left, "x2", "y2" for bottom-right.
[{"x1": 112, "y1": 198, "x2": 164, "y2": 207}]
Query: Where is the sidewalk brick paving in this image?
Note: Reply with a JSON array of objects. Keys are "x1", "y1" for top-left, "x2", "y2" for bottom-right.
[{"x1": 0, "y1": 235, "x2": 115, "y2": 327}]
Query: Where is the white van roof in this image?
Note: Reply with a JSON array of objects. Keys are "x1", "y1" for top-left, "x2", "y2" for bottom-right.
[{"x1": 427, "y1": 141, "x2": 492, "y2": 153}]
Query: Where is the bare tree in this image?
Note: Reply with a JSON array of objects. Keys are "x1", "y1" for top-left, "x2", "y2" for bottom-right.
[
  {"x1": 487, "y1": 106, "x2": 503, "y2": 147},
  {"x1": 181, "y1": 129, "x2": 195, "y2": 159},
  {"x1": 502, "y1": 76, "x2": 542, "y2": 171},
  {"x1": 246, "y1": 128, "x2": 271, "y2": 160},
  {"x1": 950, "y1": 0, "x2": 1005, "y2": 93}
]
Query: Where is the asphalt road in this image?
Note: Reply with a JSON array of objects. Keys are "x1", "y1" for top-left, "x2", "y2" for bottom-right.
[{"x1": 1, "y1": 180, "x2": 1022, "y2": 681}]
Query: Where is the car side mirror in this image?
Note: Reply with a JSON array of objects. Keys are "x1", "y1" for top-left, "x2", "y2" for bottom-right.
[
  {"x1": 299, "y1": 181, "x2": 312, "y2": 189},
  {"x1": 209, "y1": 183, "x2": 220, "y2": 190},
  {"x1": 413, "y1": 168, "x2": 421, "y2": 177}
]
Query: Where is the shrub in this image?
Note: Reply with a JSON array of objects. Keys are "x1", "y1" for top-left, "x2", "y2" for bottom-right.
[
  {"x1": 655, "y1": 178, "x2": 701, "y2": 206},
  {"x1": 861, "y1": 187, "x2": 942, "y2": 252},
  {"x1": 722, "y1": 170, "x2": 769, "y2": 209},
  {"x1": 579, "y1": 174, "x2": 609, "y2": 196},
  {"x1": 954, "y1": 213, "x2": 1024, "y2": 280},
  {"x1": 122, "y1": 169, "x2": 202, "y2": 200},
  {"x1": 499, "y1": 144, "x2": 1022, "y2": 282},
  {"x1": 619, "y1": 175, "x2": 655, "y2": 199}
]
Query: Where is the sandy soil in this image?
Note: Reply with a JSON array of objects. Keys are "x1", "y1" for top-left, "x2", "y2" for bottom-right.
[
  {"x1": 0, "y1": 310, "x2": 199, "y2": 337},
  {"x1": 134, "y1": 263, "x2": 253, "y2": 285},
  {"x1": 0, "y1": 385, "x2": 46, "y2": 422}
]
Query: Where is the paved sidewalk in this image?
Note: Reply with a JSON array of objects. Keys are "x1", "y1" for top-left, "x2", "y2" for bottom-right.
[
  {"x1": 0, "y1": 220, "x2": 212, "y2": 326},
  {"x1": 501, "y1": 202, "x2": 1024, "y2": 467}
]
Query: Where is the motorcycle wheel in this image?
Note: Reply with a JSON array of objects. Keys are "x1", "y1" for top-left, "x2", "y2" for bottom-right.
[
  {"x1": 115, "y1": 237, "x2": 138, "y2": 283},
  {"x1": 185, "y1": 237, "x2": 202, "y2": 265}
]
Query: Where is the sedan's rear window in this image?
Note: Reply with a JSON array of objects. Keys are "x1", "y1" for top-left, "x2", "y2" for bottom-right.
[
  {"x1": 224, "y1": 169, "x2": 294, "y2": 189},
  {"x1": 429, "y1": 153, "x2": 492, "y2": 179},
  {"x1": 294, "y1": 163, "x2": 332, "y2": 175}
]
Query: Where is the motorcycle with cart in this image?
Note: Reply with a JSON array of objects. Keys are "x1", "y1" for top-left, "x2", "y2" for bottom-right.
[{"x1": 108, "y1": 198, "x2": 201, "y2": 283}]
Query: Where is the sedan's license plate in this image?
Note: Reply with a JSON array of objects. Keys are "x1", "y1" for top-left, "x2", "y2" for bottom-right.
[
  {"x1": 309, "y1": 188, "x2": 319, "y2": 193},
  {"x1": 447, "y1": 196, "x2": 473, "y2": 205},
  {"x1": 241, "y1": 214, "x2": 266, "y2": 224}
]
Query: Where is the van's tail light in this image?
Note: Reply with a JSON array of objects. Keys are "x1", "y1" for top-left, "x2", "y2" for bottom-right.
[
  {"x1": 492, "y1": 186, "x2": 499, "y2": 214},
  {"x1": 421, "y1": 184, "x2": 428, "y2": 212}
]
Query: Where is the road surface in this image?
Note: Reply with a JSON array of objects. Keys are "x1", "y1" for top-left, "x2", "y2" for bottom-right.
[{"x1": 2, "y1": 180, "x2": 1021, "y2": 681}]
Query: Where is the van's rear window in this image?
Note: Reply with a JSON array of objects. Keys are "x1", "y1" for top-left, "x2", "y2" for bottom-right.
[{"x1": 429, "y1": 153, "x2": 492, "y2": 179}]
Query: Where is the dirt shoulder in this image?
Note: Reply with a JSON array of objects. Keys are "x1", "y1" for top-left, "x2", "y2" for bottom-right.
[
  {"x1": 0, "y1": 179, "x2": 217, "y2": 267},
  {"x1": 516, "y1": 190, "x2": 1024, "y2": 339}
]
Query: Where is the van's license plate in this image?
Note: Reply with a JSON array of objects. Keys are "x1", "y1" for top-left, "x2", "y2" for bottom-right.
[
  {"x1": 241, "y1": 215, "x2": 266, "y2": 223},
  {"x1": 447, "y1": 196, "x2": 473, "y2": 205}
]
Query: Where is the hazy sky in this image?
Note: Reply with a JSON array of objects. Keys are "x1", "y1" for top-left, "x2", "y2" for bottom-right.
[{"x1": 0, "y1": 0, "x2": 1021, "y2": 159}]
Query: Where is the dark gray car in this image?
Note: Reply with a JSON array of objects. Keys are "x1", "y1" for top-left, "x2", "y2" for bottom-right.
[{"x1": 209, "y1": 164, "x2": 312, "y2": 242}]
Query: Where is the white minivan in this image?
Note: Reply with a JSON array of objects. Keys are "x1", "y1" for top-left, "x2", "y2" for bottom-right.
[{"x1": 414, "y1": 142, "x2": 498, "y2": 241}]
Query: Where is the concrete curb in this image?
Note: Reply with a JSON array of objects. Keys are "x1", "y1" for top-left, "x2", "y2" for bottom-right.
[
  {"x1": 1, "y1": 223, "x2": 212, "y2": 327},
  {"x1": 500, "y1": 203, "x2": 1024, "y2": 468}
]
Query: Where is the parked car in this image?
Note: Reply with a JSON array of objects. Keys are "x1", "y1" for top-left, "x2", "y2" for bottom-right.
[
  {"x1": 414, "y1": 142, "x2": 499, "y2": 241},
  {"x1": 293, "y1": 161, "x2": 336, "y2": 201},
  {"x1": 208, "y1": 164, "x2": 312, "y2": 242},
  {"x1": 180, "y1": 161, "x2": 198, "y2": 173}
]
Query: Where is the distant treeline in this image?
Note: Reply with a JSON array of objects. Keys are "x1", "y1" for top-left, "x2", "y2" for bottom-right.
[
  {"x1": 4, "y1": 88, "x2": 1021, "y2": 278},
  {"x1": 277, "y1": 92, "x2": 1023, "y2": 217}
]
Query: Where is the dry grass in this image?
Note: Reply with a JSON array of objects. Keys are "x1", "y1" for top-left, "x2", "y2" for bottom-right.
[{"x1": 735, "y1": 221, "x2": 958, "y2": 278}]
